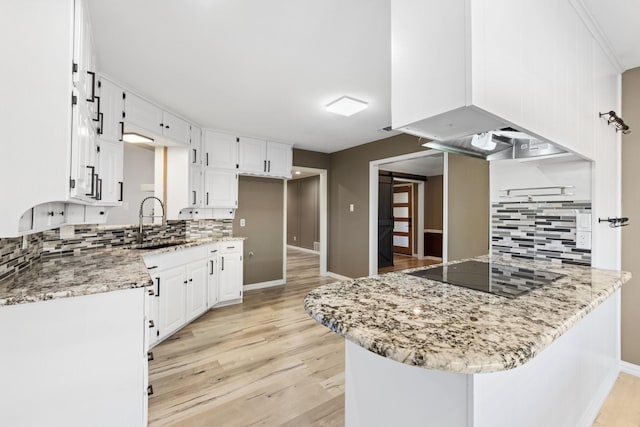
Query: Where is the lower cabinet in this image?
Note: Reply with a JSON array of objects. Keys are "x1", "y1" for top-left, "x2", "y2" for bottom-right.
[
  {"x1": 144, "y1": 240, "x2": 243, "y2": 348},
  {"x1": 219, "y1": 243, "x2": 243, "y2": 303},
  {"x1": 0, "y1": 288, "x2": 147, "y2": 427}
]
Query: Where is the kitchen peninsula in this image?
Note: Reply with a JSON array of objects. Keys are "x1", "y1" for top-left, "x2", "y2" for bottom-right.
[{"x1": 305, "y1": 255, "x2": 630, "y2": 427}]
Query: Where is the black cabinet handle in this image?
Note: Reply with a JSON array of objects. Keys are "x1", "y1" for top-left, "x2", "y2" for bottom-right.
[
  {"x1": 222, "y1": 256, "x2": 224, "y2": 271},
  {"x1": 268, "y1": 160, "x2": 271, "y2": 172},
  {"x1": 192, "y1": 190, "x2": 196, "y2": 205},
  {"x1": 155, "y1": 277, "x2": 160, "y2": 297},
  {"x1": 206, "y1": 152, "x2": 209, "y2": 166},
  {"x1": 148, "y1": 320, "x2": 154, "y2": 329},
  {"x1": 210, "y1": 260, "x2": 214, "y2": 275},
  {"x1": 147, "y1": 351, "x2": 154, "y2": 361},
  {"x1": 263, "y1": 160, "x2": 267, "y2": 172},
  {"x1": 188, "y1": 278, "x2": 193, "y2": 282},
  {"x1": 147, "y1": 288, "x2": 155, "y2": 296},
  {"x1": 226, "y1": 246, "x2": 235, "y2": 249},
  {"x1": 147, "y1": 266, "x2": 158, "y2": 270},
  {"x1": 86, "y1": 71, "x2": 96, "y2": 102},
  {"x1": 192, "y1": 149, "x2": 197, "y2": 164},
  {"x1": 119, "y1": 121, "x2": 124, "y2": 141},
  {"x1": 147, "y1": 385, "x2": 154, "y2": 396},
  {"x1": 85, "y1": 166, "x2": 95, "y2": 197},
  {"x1": 206, "y1": 192, "x2": 209, "y2": 206},
  {"x1": 183, "y1": 280, "x2": 188, "y2": 284},
  {"x1": 118, "y1": 181, "x2": 123, "y2": 202},
  {"x1": 165, "y1": 124, "x2": 170, "y2": 129}
]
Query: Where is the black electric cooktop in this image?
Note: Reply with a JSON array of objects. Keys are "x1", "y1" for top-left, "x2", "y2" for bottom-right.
[{"x1": 406, "y1": 260, "x2": 565, "y2": 298}]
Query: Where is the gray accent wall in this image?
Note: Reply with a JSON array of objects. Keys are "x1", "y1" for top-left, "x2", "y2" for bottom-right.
[
  {"x1": 233, "y1": 176, "x2": 284, "y2": 286},
  {"x1": 425, "y1": 175, "x2": 443, "y2": 230},
  {"x1": 622, "y1": 67, "x2": 640, "y2": 365},
  {"x1": 287, "y1": 176, "x2": 320, "y2": 250}
]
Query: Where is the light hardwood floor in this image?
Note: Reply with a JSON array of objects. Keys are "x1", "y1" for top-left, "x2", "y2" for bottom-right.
[
  {"x1": 378, "y1": 253, "x2": 441, "y2": 274},
  {"x1": 149, "y1": 247, "x2": 640, "y2": 426}
]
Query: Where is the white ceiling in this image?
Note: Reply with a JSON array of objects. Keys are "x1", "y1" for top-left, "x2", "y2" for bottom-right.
[
  {"x1": 380, "y1": 153, "x2": 444, "y2": 177},
  {"x1": 87, "y1": 0, "x2": 394, "y2": 154},
  {"x1": 582, "y1": 0, "x2": 640, "y2": 71},
  {"x1": 88, "y1": 1, "x2": 638, "y2": 154}
]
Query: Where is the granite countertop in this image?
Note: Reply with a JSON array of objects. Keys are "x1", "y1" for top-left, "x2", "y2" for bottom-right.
[
  {"x1": 0, "y1": 237, "x2": 245, "y2": 306},
  {"x1": 304, "y1": 255, "x2": 631, "y2": 374}
]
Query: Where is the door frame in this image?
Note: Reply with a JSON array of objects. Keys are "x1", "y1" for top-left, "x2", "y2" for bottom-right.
[
  {"x1": 284, "y1": 166, "x2": 328, "y2": 276},
  {"x1": 368, "y1": 151, "x2": 447, "y2": 276}
]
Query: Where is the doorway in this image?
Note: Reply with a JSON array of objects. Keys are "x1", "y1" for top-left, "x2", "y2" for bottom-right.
[
  {"x1": 285, "y1": 166, "x2": 328, "y2": 277},
  {"x1": 370, "y1": 151, "x2": 446, "y2": 276}
]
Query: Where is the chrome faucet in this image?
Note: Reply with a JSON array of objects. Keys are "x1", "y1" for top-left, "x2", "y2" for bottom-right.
[{"x1": 137, "y1": 196, "x2": 166, "y2": 244}]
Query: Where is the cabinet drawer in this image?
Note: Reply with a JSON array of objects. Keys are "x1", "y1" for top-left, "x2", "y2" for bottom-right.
[{"x1": 219, "y1": 241, "x2": 243, "y2": 254}]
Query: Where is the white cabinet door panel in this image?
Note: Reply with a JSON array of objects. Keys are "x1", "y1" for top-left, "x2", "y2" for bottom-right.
[
  {"x1": 157, "y1": 267, "x2": 186, "y2": 340},
  {"x1": 219, "y1": 252, "x2": 243, "y2": 302},
  {"x1": 186, "y1": 261, "x2": 208, "y2": 321},
  {"x1": 98, "y1": 77, "x2": 124, "y2": 143},
  {"x1": 162, "y1": 111, "x2": 191, "y2": 146},
  {"x1": 124, "y1": 92, "x2": 163, "y2": 136},
  {"x1": 189, "y1": 165, "x2": 203, "y2": 207},
  {"x1": 207, "y1": 255, "x2": 219, "y2": 307},
  {"x1": 98, "y1": 139, "x2": 124, "y2": 204},
  {"x1": 204, "y1": 170, "x2": 238, "y2": 208},
  {"x1": 204, "y1": 131, "x2": 238, "y2": 170},
  {"x1": 266, "y1": 141, "x2": 292, "y2": 178},
  {"x1": 238, "y1": 137, "x2": 267, "y2": 174}
]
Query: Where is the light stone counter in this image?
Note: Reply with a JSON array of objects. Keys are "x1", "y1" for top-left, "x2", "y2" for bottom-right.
[
  {"x1": 0, "y1": 237, "x2": 245, "y2": 306},
  {"x1": 304, "y1": 254, "x2": 630, "y2": 374}
]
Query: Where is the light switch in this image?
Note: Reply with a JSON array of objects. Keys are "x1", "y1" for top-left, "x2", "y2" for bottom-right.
[
  {"x1": 240, "y1": 218, "x2": 246, "y2": 227},
  {"x1": 349, "y1": 204, "x2": 354, "y2": 212},
  {"x1": 577, "y1": 213, "x2": 592, "y2": 232}
]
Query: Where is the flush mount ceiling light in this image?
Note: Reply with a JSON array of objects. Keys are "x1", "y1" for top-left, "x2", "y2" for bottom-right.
[
  {"x1": 295, "y1": 171, "x2": 301, "y2": 175},
  {"x1": 325, "y1": 96, "x2": 368, "y2": 117},
  {"x1": 122, "y1": 132, "x2": 154, "y2": 144}
]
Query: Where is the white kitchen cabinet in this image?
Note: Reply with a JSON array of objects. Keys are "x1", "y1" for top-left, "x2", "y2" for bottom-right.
[
  {"x1": 238, "y1": 138, "x2": 292, "y2": 178},
  {"x1": 123, "y1": 92, "x2": 164, "y2": 138},
  {"x1": 207, "y1": 247, "x2": 220, "y2": 307},
  {"x1": 157, "y1": 267, "x2": 187, "y2": 341},
  {"x1": 0, "y1": 288, "x2": 146, "y2": 427},
  {"x1": 189, "y1": 165, "x2": 204, "y2": 207},
  {"x1": 204, "y1": 130, "x2": 238, "y2": 170},
  {"x1": 70, "y1": 92, "x2": 99, "y2": 201},
  {"x1": 98, "y1": 139, "x2": 124, "y2": 204},
  {"x1": 219, "y1": 242, "x2": 243, "y2": 303},
  {"x1": 145, "y1": 282, "x2": 159, "y2": 349},
  {"x1": 190, "y1": 125, "x2": 203, "y2": 166},
  {"x1": 33, "y1": 203, "x2": 66, "y2": 232},
  {"x1": 97, "y1": 76, "x2": 124, "y2": 143},
  {"x1": 391, "y1": 0, "x2": 614, "y2": 160},
  {"x1": 185, "y1": 260, "x2": 208, "y2": 321},
  {"x1": 204, "y1": 169, "x2": 238, "y2": 208},
  {"x1": 162, "y1": 111, "x2": 191, "y2": 146}
]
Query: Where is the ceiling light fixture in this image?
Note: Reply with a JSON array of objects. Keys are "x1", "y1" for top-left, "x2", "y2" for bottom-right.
[
  {"x1": 325, "y1": 96, "x2": 368, "y2": 117},
  {"x1": 295, "y1": 171, "x2": 301, "y2": 175},
  {"x1": 122, "y1": 132, "x2": 154, "y2": 144},
  {"x1": 470, "y1": 132, "x2": 496, "y2": 151}
]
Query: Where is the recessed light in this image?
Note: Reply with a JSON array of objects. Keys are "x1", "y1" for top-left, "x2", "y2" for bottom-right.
[
  {"x1": 325, "y1": 96, "x2": 368, "y2": 117},
  {"x1": 295, "y1": 171, "x2": 301, "y2": 175},
  {"x1": 123, "y1": 132, "x2": 154, "y2": 144}
]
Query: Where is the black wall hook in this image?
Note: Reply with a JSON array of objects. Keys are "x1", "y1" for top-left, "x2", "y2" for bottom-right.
[
  {"x1": 599, "y1": 111, "x2": 631, "y2": 134},
  {"x1": 598, "y1": 217, "x2": 629, "y2": 228}
]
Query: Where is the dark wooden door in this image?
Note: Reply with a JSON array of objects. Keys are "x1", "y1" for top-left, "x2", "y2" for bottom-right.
[{"x1": 378, "y1": 174, "x2": 394, "y2": 268}]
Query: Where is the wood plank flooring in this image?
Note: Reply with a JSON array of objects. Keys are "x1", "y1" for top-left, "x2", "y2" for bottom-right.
[
  {"x1": 149, "y1": 247, "x2": 640, "y2": 426},
  {"x1": 378, "y1": 253, "x2": 441, "y2": 274}
]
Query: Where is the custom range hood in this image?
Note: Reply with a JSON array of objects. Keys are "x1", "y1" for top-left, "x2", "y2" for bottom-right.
[{"x1": 422, "y1": 128, "x2": 567, "y2": 161}]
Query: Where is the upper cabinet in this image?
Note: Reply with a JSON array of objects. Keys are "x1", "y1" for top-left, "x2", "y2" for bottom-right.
[
  {"x1": 0, "y1": 0, "x2": 119, "y2": 237},
  {"x1": 204, "y1": 131, "x2": 238, "y2": 170},
  {"x1": 238, "y1": 138, "x2": 292, "y2": 178},
  {"x1": 391, "y1": 0, "x2": 620, "y2": 160},
  {"x1": 123, "y1": 93, "x2": 191, "y2": 146}
]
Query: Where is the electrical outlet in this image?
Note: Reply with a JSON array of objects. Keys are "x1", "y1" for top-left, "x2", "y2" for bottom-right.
[
  {"x1": 576, "y1": 231, "x2": 591, "y2": 250},
  {"x1": 240, "y1": 218, "x2": 246, "y2": 227}
]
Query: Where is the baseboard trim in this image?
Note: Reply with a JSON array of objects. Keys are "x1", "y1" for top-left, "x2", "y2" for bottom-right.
[
  {"x1": 287, "y1": 245, "x2": 320, "y2": 255},
  {"x1": 325, "y1": 271, "x2": 352, "y2": 281},
  {"x1": 243, "y1": 279, "x2": 285, "y2": 291},
  {"x1": 424, "y1": 256, "x2": 443, "y2": 261},
  {"x1": 621, "y1": 361, "x2": 640, "y2": 377}
]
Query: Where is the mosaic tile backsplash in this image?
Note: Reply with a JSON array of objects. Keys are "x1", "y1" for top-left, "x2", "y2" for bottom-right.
[
  {"x1": 492, "y1": 200, "x2": 592, "y2": 266},
  {"x1": 0, "y1": 219, "x2": 233, "y2": 281}
]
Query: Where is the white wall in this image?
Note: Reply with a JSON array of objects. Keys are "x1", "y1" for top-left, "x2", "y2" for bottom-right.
[
  {"x1": 490, "y1": 158, "x2": 593, "y2": 202},
  {"x1": 106, "y1": 144, "x2": 155, "y2": 225}
]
